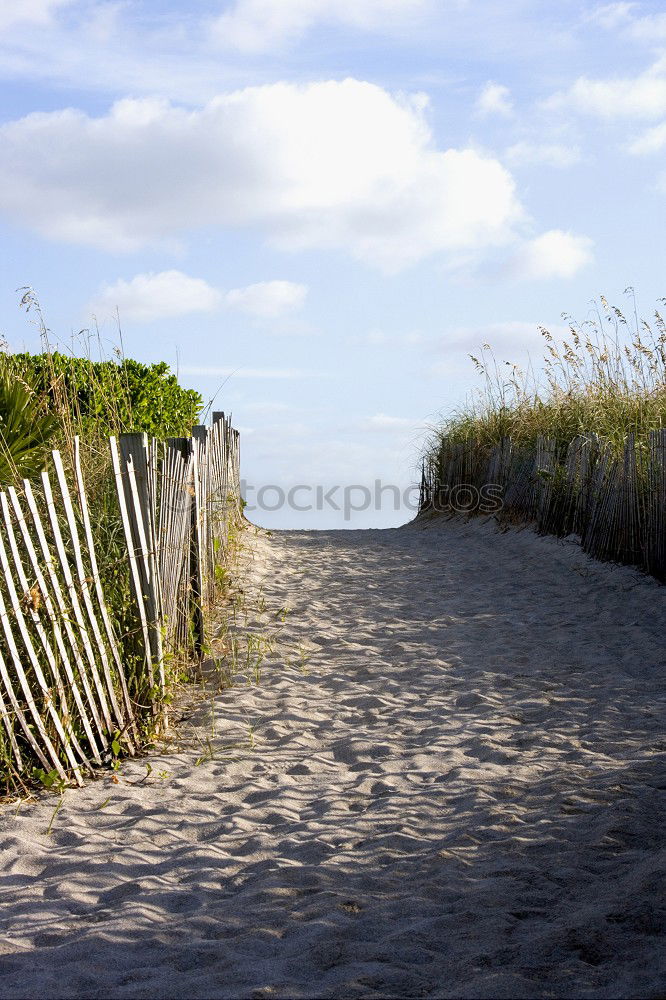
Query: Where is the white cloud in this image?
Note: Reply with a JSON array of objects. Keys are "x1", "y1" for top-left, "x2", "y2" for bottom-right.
[
  {"x1": 0, "y1": 5, "x2": 241, "y2": 104},
  {"x1": 0, "y1": 0, "x2": 72, "y2": 33},
  {"x1": 586, "y1": 2, "x2": 636, "y2": 31},
  {"x1": 84, "y1": 2, "x2": 128, "y2": 44},
  {"x1": 627, "y1": 12, "x2": 666, "y2": 41},
  {"x1": 363, "y1": 413, "x2": 419, "y2": 431},
  {"x1": 585, "y1": 4, "x2": 666, "y2": 41},
  {"x1": 88, "y1": 270, "x2": 221, "y2": 323},
  {"x1": 428, "y1": 320, "x2": 572, "y2": 378},
  {"x1": 628, "y1": 120, "x2": 666, "y2": 154},
  {"x1": 508, "y1": 230, "x2": 594, "y2": 281},
  {"x1": 546, "y1": 60, "x2": 666, "y2": 119},
  {"x1": 0, "y1": 80, "x2": 525, "y2": 272},
  {"x1": 475, "y1": 81, "x2": 513, "y2": 118},
  {"x1": 225, "y1": 280, "x2": 307, "y2": 318},
  {"x1": 436, "y1": 320, "x2": 568, "y2": 354},
  {"x1": 505, "y1": 141, "x2": 581, "y2": 168},
  {"x1": 211, "y1": 0, "x2": 429, "y2": 52}
]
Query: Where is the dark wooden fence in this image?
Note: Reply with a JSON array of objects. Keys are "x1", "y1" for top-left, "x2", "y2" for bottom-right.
[{"x1": 420, "y1": 430, "x2": 666, "y2": 582}]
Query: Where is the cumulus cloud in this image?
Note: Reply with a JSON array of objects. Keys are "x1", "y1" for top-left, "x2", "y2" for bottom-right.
[
  {"x1": 586, "y1": 2, "x2": 636, "y2": 30},
  {"x1": 508, "y1": 230, "x2": 594, "y2": 281},
  {"x1": 88, "y1": 270, "x2": 222, "y2": 323},
  {"x1": 546, "y1": 59, "x2": 666, "y2": 119},
  {"x1": 627, "y1": 11, "x2": 666, "y2": 41},
  {"x1": 475, "y1": 82, "x2": 513, "y2": 118},
  {"x1": 0, "y1": 0, "x2": 73, "y2": 33},
  {"x1": 585, "y1": 4, "x2": 666, "y2": 41},
  {"x1": 628, "y1": 121, "x2": 666, "y2": 154},
  {"x1": 0, "y1": 80, "x2": 525, "y2": 272},
  {"x1": 505, "y1": 141, "x2": 581, "y2": 168},
  {"x1": 225, "y1": 280, "x2": 307, "y2": 318},
  {"x1": 211, "y1": 0, "x2": 429, "y2": 52}
]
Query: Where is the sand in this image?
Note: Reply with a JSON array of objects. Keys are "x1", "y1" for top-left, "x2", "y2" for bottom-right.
[{"x1": 0, "y1": 516, "x2": 665, "y2": 999}]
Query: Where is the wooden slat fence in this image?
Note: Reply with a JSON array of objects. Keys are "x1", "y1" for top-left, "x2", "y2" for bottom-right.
[
  {"x1": 0, "y1": 412, "x2": 241, "y2": 789},
  {"x1": 420, "y1": 429, "x2": 666, "y2": 581}
]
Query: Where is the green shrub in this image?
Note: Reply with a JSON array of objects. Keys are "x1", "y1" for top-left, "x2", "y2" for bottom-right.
[
  {"x1": 4, "y1": 352, "x2": 202, "y2": 440},
  {"x1": 0, "y1": 361, "x2": 60, "y2": 486}
]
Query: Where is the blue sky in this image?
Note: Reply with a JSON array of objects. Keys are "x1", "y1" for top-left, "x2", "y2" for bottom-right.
[{"x1": 1, "y1": 0, "x2": 666, "y2": 527}]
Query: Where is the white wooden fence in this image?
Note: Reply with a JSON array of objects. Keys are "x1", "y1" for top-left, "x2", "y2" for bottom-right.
[{"x1": 0, "y1": 412, "x2": 241, "y2": 789}]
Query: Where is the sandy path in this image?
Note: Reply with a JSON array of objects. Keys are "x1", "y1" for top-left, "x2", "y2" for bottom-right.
[{"x1": 0, "y1": 518, "x2": 665, "y2": 999}]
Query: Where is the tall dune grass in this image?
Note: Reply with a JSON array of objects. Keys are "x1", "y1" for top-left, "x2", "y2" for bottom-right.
[{"x1": 430, "y1": 294, "x2": 666, "y2": 457}]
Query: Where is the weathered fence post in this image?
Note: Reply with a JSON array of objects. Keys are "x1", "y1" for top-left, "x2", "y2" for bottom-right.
[
  {"x1": 110, "y1": 434, "x2": 166, "y2": 721},
  {"x1": 419, "y1": 429, "x2": 666, "y2": 581},
  {"x1": 0, "y1": 412, "x2": 242, "y2": 787}
]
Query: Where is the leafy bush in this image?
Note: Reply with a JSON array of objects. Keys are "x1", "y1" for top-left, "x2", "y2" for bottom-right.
[
  {"x1": 0, "y1": 361, "x2": 60, "y2": 486},
  {"x1": 0, "y1": 293, "x2": 214, "y2": 791},
  {"x1": 4, "y1": 352, "x2": 202, "y2": 440},
  {"x1": 0, "y1": 348, "x2": 204, "y2": 737}
]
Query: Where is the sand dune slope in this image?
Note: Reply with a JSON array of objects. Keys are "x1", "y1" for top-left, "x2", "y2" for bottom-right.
[{"x1": 0, "y1": 517, "x2": 665, "y2": 999}]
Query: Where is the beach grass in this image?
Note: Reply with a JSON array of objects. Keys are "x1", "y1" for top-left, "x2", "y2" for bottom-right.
[{"x1": 427, "y1": 293, "x2": 666, "y2": 460}]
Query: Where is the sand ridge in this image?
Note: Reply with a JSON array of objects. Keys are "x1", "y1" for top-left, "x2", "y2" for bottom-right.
[{"x1": 0, "y1": 517, "x2": 665, "y2": 999}]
